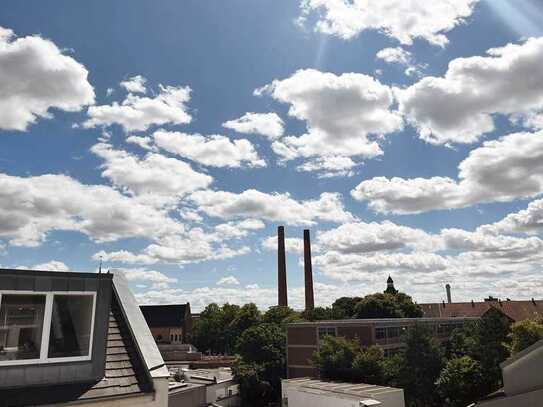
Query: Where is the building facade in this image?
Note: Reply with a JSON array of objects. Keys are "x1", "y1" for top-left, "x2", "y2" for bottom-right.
[
  {"x1": 286, "y1": 317, "x2": 476, "y2": 378},
  {"x1": 140, "y1": 304, "x2": 192, "y2": 344}
]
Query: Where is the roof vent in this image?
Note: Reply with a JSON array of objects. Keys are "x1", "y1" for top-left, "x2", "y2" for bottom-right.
[
  {"x1": 532, "y1": 298, "x2": 537, "y2": 305},
  {"x1": 471, "y1": 300, "x2": 475, "y2": 307}
]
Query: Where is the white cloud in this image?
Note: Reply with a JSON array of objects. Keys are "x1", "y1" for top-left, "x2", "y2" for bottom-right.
[
  {"x1": 0, "y1": 172, "x2": 183, "y2": 246},
  {"x1": 29, "y1": 261, "x2": 70, "y2": 272},
  {"x1": 120, "y1": 75, "x2": 147, "y2": 94},
  {"x1": 298, "y1": 0, "x2": 478, "y2": 46},
  {"x1": 190, "y1": 189, "x2": 355, "y2": 225},
  {"x1": 91, "y1": 142, "x2": 212, "y2": 205},
  {"x1": 376, "y1": 47, "x2": 412, "y2": 65},
  {"x1": 0, "y1": 26, "x2": 95, "y2": 131},
  {"x1": 216, "y1": 276, "x2": 240, "y2": 286},
  {"x1": 352, "y1": 130, "x2": 543, "y2": 214},
  {"x1": 256, "y1": 69, "x2": 403, "y2": 165},
  {"x1": 223, "y1": 112, "x2": 284, "y2": 140},
  {"x1": 480, "y1": 198, "x2": 543, "y2": 235},
  {"x1": 121, "y1": 268, "x2": 177, "y2": 289},
  {"x1": 126, "y1": 135, "x2": 157, "y2": 151},
  {"x1": 84, "y1": 84, "x2": 191, "y2": 132},
  {"x1": 398, "y1": 37, "x2": 543, "y2": 145},
  {"x1": 296, "y1": 156, "x2": 358, "y2": 178},
  {"x1": 153, "y1": 130, "x2": 266, "y2": 168},
  {"x1": 262, "y1": 236, "x2": 304, "y2": 254}
]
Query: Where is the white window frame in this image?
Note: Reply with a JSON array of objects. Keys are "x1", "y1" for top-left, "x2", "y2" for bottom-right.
[{"x1": 0, "y1": 291, "x2": 97, "y2": 367}]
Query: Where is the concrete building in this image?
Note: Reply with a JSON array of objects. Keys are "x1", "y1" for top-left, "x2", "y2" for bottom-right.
[
  {"x1": 475, "y1": 338, "x2": 543, "y2": 406},
  {"x1": 282, "y1": 378, "x2": 405, "y2": 407},
  {"x1": 140, "y1": 303, "x2": 193, "y2": 344},
  {"x1": 0, "y1": 268, "x2": 170, "y2": 407},
  {"x1": 286, "y1": 317, "x2": 476, "y2": 378},
  {"x1": 168, "y1": 366, "x2": 239, "y2": 406}
]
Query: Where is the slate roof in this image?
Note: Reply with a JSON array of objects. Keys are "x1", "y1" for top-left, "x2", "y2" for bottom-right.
[
  {"x1": 420, "y1": 300, "x2": 543, "y2": 322},
  {"x1": 140, "y1": 304, "x2": 189, "y2": 328}
]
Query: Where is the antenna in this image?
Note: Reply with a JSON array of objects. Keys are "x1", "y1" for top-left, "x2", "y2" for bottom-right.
[{"x1": 98, "y1": 255, "x2": 103, "y2": 274}]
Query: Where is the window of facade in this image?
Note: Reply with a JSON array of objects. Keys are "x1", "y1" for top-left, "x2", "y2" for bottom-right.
[
  {"x1": 318, "y1": 327, "x2": 336, "y2": 340},
  {"x1": 0, "y1": 292, "x2": 96, "y2": 366},
  {"x1": 375, "y1": 327, "x2": 386, "y2": 340}
]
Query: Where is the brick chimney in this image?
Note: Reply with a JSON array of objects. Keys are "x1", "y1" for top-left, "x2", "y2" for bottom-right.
[
  {"x1": 277, "y1": 226, "x2": 288, "y2": 307},
  {"x1": 303, "y1": 229, "x2": 314, "y2": 311},
  {"x1": 446, "y1": 283, "x2": 452, "y2": 304}
]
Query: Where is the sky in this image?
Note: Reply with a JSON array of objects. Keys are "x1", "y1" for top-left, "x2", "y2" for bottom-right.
[{"x1": 2, "y1": 0, "x2": 543, "y2": 310}]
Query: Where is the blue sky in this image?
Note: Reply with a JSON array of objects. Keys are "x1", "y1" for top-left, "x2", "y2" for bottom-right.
[{"x1": 2, "y1": 0, "x2": 543, "y2": 310}]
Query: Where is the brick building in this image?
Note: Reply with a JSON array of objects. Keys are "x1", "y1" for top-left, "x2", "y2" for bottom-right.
[
  {"x1": 140, "y1": 304, "x2": 192, "y2": 344},
  {"x1": 286, "y1": 317, "x2": 476, "y2": 378}
]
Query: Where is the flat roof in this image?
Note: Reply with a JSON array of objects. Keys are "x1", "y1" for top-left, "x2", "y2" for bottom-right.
[
  {"x1": 283, "y1": 377, "x2": 402, "y2": 398},
  {"x1": 0, "y1": 267, "x2": 112, "y2": 279},
  {"x1": 287, "y1": 316, "x2": 479, "y2": 327}
]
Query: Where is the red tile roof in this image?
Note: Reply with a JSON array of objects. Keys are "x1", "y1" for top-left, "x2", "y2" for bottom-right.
[{"x1": 420, "y1": 300, "x2": 543, "y2": 322}]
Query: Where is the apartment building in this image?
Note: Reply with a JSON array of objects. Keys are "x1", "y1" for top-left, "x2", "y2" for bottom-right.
[{"x1": 286, "y1": 317, "x2": 477, "y2": 378}]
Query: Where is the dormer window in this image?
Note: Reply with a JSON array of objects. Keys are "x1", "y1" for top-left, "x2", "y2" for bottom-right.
[{"x1": 0, "y1": 291, "x2": 96, "y2": 366}]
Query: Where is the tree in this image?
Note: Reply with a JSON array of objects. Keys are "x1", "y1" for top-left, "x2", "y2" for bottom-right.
[
  {"x1": 509, "y1": 319, "x2": 543, "y2": 354},
  {"x1": 236, "y1": 323, "x2": 286, "y2": 402},
  {"x1": 352, "y1": 346, "x2": 385, "y2": 384},
  {"x1": 354, "y1": 292, "x2": 422, "y2": 319},
  {"x1": 396, "y1": 324, "x2": 444, "y2": 407},
  {"x1": 436, "y1": 356, "x2": 485, "y2": 407},
  {"x1": 332, "y1": 296, "x2": 362, "y2": 318},
  {"x1": 312, "y1": 336, "x2": 360, "y2": 382},
  {"x1": 262, "y1": 306, "x2": 299, "y2": 327},
  {"x1": 301, "y1": 306, "x2": 343, "y2": 321},
  {"x1": 192, "y1": 303, "x2": 225, "y2": 354},
  {"x1": 469, "y1": 308, "x2": 511, "y2": 392},
  {"x1": 227, "y1": 303, "x2": 261, "y2": 353},
  {"x1": 232, "y1": 361, "x2": 273, "y2": 407}
]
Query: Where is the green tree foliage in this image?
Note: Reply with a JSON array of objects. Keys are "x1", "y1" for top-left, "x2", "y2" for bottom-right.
[
  {"x1": 300, "y1": 306, "x2": 344, "y2": 321},
  {"x1": 331, "y1": 296, "x2": 362, "y2": 318},
  {"x1": 352, "y1": 346, "x2": 385, "y2": 384},
  {"x1": 469, "y1": 308, "x2": 511, "y2": 392},
  {"x1": 396, "y1": 324, "x2": 444, "y2": 407},
  {"x1": 262, "y1": 306, "x2": 300, "y2": 327},
  {"x1": 312, "y1": 336, "x2": 361, "y2": 381},
  {"x1": 436, "y1": 356, "x2": 485, "y2": 407},
  {"x1": 232, "y1": 361, "x2": 273, "y2": 407},
  {"x1": 508, "y1": 319, "x2": 543, "y2": 354},
  {"x1": 236, "y1": 323, "x2": 286, "y2": 404},
  {"x1": 192, "y1": 303, "x2": 225, "y2": 354},
  {"x1": 354, "y1": 292, "x2": 422, "y2": 319}
]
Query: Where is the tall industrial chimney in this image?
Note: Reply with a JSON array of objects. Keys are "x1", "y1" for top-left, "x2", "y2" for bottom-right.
[
  {"x1": 277, "y1": 226, "x2": 288, "y2": 307},
  {"x1": 303, "y1": 229, "x2": 314, "y2": 311},
  {"x1": 446, "y1": 283, "x2": 452, "y2": 304}
]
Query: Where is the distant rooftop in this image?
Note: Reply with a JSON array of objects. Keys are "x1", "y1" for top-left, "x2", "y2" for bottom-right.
[
  {"x1": 283, "y1": 377, "x2": 403, "y2": 400},
  {"x1": 287, "y1": 316, "x2": 478, "y2": 327},
  {"x1": 140, "y1": 303, "x2": 190, "y2": 327}
]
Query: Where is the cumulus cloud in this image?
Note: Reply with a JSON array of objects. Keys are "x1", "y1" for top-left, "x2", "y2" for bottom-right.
[
  {"x1": 0, "y1": 26, "x2": 94, "y2": 131},
  {"x1": 190, "y1": 189, "x2": 355, "y2": 225},
  {"x1": 120, "y1": 75, "x2": 147, "y2": 94},
  {"x1": 352, "y1": 130, "x2": 543, "y2": 214},
  {"x1": 120, "y1": 268, "x2": 177, "y2": 289},
  {"x1": 126, "y1": 135, "x2": 157, "y2": 151},
  {"x1": 298, "y1": 0, "x2": 478, "y2": 46},
  {"x1": 398, "y1": 37, "x2": 543, "y2": 145},
  {"x1": 480, "y1": 198, "x2": 543, "y2": 235},
  {"x1": 0, "y1": 172, "x2": 183, "y2": 246},
  {"x1": 28, "y1": 261, "x2": 70, "y2": 272},
  {"x1": 84, "y1": 84, "x2": 192, "y2": 132},
  {"x1": 223, "y1": 112, "x2": 284, "y2": 140},
  {"x1": 216, "y1": 276, "x2": 240, "y2": 286},
  {"x1": 296, "y1": 156, "x2": 358, "y2": 178},
  {"x1": 91, "y1": 142, "x2": 212, "y2": 205},
  {"x1": 262, "y1": 236, "x2": 304, "y2": 254},
  {"x1": 376, "y1": 47, "x2": 412, "y2": 65},
  {"x1": 256, "y1": 69, "x2": 403, "y2": 164},
  {"x1": 153, "y1": 130, "x2": 266, "y2": 168}
]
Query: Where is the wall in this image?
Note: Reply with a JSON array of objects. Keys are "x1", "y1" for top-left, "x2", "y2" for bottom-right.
[
  {"x1": 0, "y1": 270, "x2": 112, "y2": 389},
  {"x1": 168, "y1": 385, "x2": 206, "y2": 407}
]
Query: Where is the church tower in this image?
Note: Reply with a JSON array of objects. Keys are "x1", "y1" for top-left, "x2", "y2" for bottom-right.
[{"x1": 385, "y1": 275, "x2": 398, "y2": 294}]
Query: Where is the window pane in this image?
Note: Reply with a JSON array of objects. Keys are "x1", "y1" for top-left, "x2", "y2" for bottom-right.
[
  {"x1": 48, "y1": 295, "x2": 94, "y2": 358},
  {"x1": 0, "y1": 294, "x2": 46, "y2": 361}
]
